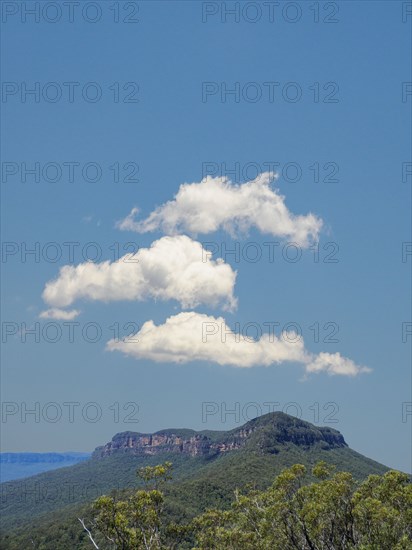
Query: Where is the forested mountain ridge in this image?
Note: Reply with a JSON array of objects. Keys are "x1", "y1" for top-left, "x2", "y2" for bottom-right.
[
  {"x1": 0, "y1": 412, "x2": 392, "y2": 548},
  {"x1": 92, "y1": 412, "x2": 347, "y2": 458}
]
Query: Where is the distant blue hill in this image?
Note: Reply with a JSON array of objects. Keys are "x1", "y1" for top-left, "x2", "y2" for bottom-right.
[{"x1": 0, "y1": 452, "x2": 91, "y2": 482}]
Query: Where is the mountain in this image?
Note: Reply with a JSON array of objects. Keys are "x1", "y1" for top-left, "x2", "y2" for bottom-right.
[
  {"x1": 92, "y1": 415, "x2": 346, "y2": 459},
  {"x1": 0, "y1": 412, "x2": 390, "y2": 549},
  {"x1": 0, "y1": 452, "x2": 91, "y2": 482}
]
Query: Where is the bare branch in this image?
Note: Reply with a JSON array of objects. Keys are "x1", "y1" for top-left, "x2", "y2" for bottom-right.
[{"x1": 78, "y1": 518, "x2": 99, "y2": 549}]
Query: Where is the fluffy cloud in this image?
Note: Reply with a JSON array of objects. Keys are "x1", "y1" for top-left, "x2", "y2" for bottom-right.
[
  {"x1": 118, "y1": 172, "x2": 322, "y2": 247},
  {"x1": 106, "y1": 312, "x2": 370, "y2": 377},
  {"x1": 39, "y1": 308, "x2": 81, "y2": 320},
  {"x1": 42, "y1": 236, "x2": 237, "y2": 310},
  {"x1": 305, "y1": 352, "x2": 372, "y2": 376}
]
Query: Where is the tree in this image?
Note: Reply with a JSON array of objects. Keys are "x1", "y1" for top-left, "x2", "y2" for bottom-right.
[
  {"x1": 80, "y1": 462, "x2": 173, "y2": 550},
  {"x1": 352, "y1": 470, "x2": 412, "y2": 549},
  {"x1": 81, "y1": 462, "x2": 412, "y2": 550},
  {"x1": 191, "y1": 463, "x2": 412, "y2": 550}
]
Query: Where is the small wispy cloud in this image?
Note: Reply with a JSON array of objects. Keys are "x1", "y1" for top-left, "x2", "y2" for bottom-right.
[{"x1": 39, "y1": 308, "x2": 81, "y2": 320}]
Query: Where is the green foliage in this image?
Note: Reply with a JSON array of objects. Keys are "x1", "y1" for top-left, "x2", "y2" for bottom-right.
[
  {"x1": 138, "y1": 462, "x2": 173, "y2": 489},
  {"x1": 1, "y1": 462, "x2": 411, "y2": 550},
  {"x1": 191, "y1": 464, "x2": 412, "y2": 550},
  {"x1": 91, "y1": 462, "x2": 173, "y2": 549}
]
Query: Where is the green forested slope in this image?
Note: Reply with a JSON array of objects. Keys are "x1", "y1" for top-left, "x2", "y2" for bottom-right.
[{"x1": 0, "y1": 413, "x2": 390, "y2": 549}]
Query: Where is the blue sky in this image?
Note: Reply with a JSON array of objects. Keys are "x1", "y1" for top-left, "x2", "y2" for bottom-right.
[{"x1": 1, "y1": 1, "x2": 411, "y2": 473}]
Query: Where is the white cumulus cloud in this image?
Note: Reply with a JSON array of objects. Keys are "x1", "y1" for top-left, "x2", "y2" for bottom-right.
[
  {"x1": 118, "y1": 172, "x2": 323, "y2": 247},
  {"x1": 39, "y1": 308, "x2": 81, "y2": 320},
  {"x1": 305, "y1": 352, "x2": 372, "y2": 376},
  {"x1": 42, "y1": 236, "x2": 237, "y2": 310},
  {"x1": 106, "y1": 312, "x2": 370, "y2": 377}
]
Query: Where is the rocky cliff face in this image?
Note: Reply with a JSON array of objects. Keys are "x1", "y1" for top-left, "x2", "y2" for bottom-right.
[
  {"x1": 92, "y1": 431, "x2": 249, "y2": 459},
  {"x1": 92, "y1": 413, "x2": 347, "y2": 460}
]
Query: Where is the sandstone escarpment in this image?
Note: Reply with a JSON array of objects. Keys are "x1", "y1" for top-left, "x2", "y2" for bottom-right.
[
  {"x1": 92, "y1": 430, "x2": 248, "y2": 459},
  {"x1": 92, "y1": 412, "x2": 347, "y2": 460}
]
